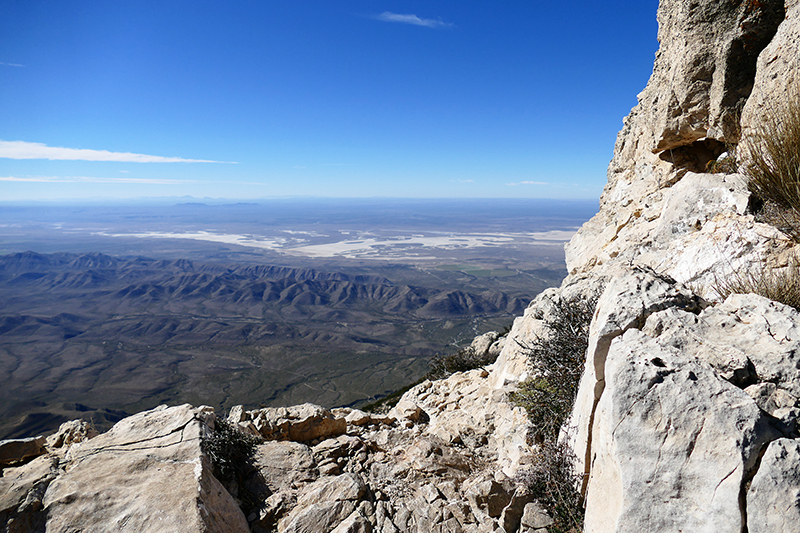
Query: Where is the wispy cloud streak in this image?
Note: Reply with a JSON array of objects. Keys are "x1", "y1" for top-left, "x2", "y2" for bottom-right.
[
  {"x1": 0, "y1": 175, "x2": 197, "y2": 184},
  {"x1": 506, "y1": 180, "x2": 549, "y2": 186},
  {"x1": 0, "y1": 140, "x2": 233, "y2": 163},
  {"x1": 0, "y1": 62, "x2": 24, "y2": 67},
  {"x1": 375, "y1": 12, "x2": 452, "y2": 28}
]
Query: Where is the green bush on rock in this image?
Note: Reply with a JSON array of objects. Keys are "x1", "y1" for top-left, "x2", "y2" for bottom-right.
[
  {"x1": 511, "y1": 291, "x2": 599, "y2": 533},
  {"x1": 202, "y1": 417, "x2": 261, "y2": 484}
]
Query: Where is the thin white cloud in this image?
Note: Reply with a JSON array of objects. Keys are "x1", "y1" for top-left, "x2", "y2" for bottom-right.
[
  {"x1": 0, "y1": 62, "x2": 24, "y2": 67},
  {"x1": 506, "y1": 181, "x2": 549, "y2": 186},
  {"x1": 0, "y1": 175, "x2": 197, "y2": 184},
  {"x1": 0, "y1": 140, "x2": 234, "y2": 163},
  {"x1": 375, "y1": 12, "x2": 452, "y2": 28}
]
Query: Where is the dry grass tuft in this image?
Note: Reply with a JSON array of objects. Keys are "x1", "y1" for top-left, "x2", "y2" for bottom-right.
[
  {"x1": 744, "y1": 86, "x2": 800, "y2": 240},
  {"x1": 713, "y1": 256, "x2": 800, "y2": 311}
]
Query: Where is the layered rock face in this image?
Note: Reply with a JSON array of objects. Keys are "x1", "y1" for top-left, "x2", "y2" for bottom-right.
[
  {"x1": 563, "y1": 0, "x2": 800, "y2": 530},
  {"x1": 4, "y1": 1, "x2": 800, "y2": 531}
]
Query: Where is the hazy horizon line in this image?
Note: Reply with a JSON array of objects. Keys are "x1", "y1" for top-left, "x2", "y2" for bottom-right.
[{"x1": 0, "y1": 194, "x2": 599, "y2": 204}]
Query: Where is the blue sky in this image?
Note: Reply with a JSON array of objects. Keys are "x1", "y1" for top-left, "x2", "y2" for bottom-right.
[{"x1": 0, "y1": 1, "x2": 659, "y2": 201}]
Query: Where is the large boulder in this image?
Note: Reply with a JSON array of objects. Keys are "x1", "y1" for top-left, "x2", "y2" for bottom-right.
[
  {"x1": 566, "y1": 267, "x2": 705, "y2": 484},
  {"x1": 45, "y1": 419, "x2": 98, "y2": 451},
  {"x1": 583, "y1": 329, "x2": 780, "y2": 533},
  {"x1": 42, "y1": 404, "x2": 248, "y2": 533},
  {"x1": 566, "y1": 170, "x2": 792, "y2": 286},
  {"x1": 229, "y1": 403, "x2": 347, "y2": 442}
]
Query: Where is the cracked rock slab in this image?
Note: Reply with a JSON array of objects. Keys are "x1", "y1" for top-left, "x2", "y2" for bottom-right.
[
  {"x1": 584, "y1": 329, "x2": 780, "y2": 533},
  {"x1": 42, "y1": 404, "x2": 248, "y2": 533},
  {"x1": 568, "y1": 267, "x2": 705, "y2": 482},
  {"x1": 0, "y1": 454, "x2": 59, "y2": 532}
]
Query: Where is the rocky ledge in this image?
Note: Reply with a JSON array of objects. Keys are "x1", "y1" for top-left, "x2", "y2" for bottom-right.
[{"x1": 0, "y1": 340, "x2": 540, "y2": 533}]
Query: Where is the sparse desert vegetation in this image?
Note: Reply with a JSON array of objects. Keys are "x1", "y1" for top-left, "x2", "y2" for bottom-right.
[
  {"x1": 426, "y1": 344, "x2": 499, "y2": 381},
  {"x1": 712, "y1": 255, "x2": 800, "y2": 311},
  {"x1": 511, "y1": 292, "x2": 599, "y2": 533},
  {"x1": 744, "y1": 86, "x2": 800, "y2": 240}
]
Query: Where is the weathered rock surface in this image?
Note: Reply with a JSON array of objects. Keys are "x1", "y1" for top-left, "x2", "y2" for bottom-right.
[
  {"x1": 230, "y1": 403, "x2": 348, "y2": 442},
  {"x1": 45, "y1": 420, "x2": 97, "y2": 452},
  {"x1": 644, "y1": 293, "x2": 800, "y2": 400},
  {"x1": 8, "y1": 1, "x2": 800, "y2": 532},
  {"x1": 562, "y1": 1, "x2": 800, "y2": 529},
  {"x1": 566, "y1": 169, "x2": 793, "y2": 289},
  {"x1": 740, "y1": 1, "x2": 800, "y2": 152},
  {"x1": 747, "y1": 438, "x2": 800, "y2": 533},
  {"x1": 0, "y1": 436, "x2": 46, "y2": 467},
  {"x1": 43, "y1": 404, "x2": 248, "y2": 533},
  {"x1": 584, "y1": 329, "x2": 780, "y2": 533},
  {"x1": 567, "y1": 267, "x2": 705, "y2": 482},
  {"x1": 0, "y1": 455, "x2": 59, "y2": 533}
]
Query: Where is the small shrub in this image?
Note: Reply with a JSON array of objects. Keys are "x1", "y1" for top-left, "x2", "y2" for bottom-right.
[
  {"x1": 510, "y1": 293, "x2": 597, "y2": 442},
  {"x1": 364, "y1": 331, "x2": 507, "y2": 413},
  {"x1": 712, "y1": 255, "x2": 800, "y2": 311},
  {"x1": 516, "y1": 440, "x2": 585, "y2": 533},
  {"x1": 744, "y1": 86, "x2": 800, "y2": 240},
  {"x1": 510, "y1": 291, "x2": 599, "y2": 533},
  {"x1": 361, "y1": 379, "x2": 425, "y2": 414},
  {"x1": 202, "y1": 417, "x2": 261, "y2": 485},
  {"x1": 426, "y1": 345, "x2": 498, "y2": 381}
]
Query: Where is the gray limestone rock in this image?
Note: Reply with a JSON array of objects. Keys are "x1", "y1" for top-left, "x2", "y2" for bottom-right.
[
  {"x1": 42, "y1": 404, "x2": 249, "y2": 533},
  {"x1": 568, "y1": 267, "x2": 705, "y2": 482},
  {"x1": 583, "y1": 329, "x2": 780, "y2": 533},
  {"x1": 253, "y1": 440, "x2": 317, "y2": 492},
  {"x1": 519, "y1": 502, "x2": 552, "y2": 531},
  {"x1": 644, "y1": 293, "x2": 800, "y2": 403},
  {"x1": 230, "y1": 402, "x2": 347, "y2": 442},
  {"x1": 747, "y1": 438, "x2": 800, "y2": 533},
  {"x1": 470, "y1": 331, "x2": 500, "y2": 358},
  {"x1": 279, "y1": 474, "x2": 367, "y2": 533},
  {"x1": 740, "y1": 2, "x2": 800, "y2": 158}
]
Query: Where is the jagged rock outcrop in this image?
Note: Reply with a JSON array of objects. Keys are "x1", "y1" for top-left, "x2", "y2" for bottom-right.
[
  {"x1": 740, "y1": 0, "x2": 800, "y2": 146},
  {"x1": 0, "y1": 405, "x2": 249, "y2": 533},
  {"x1": 560, "y1": 0, "x2": 800, "y2": 529},
  {"x1": 584, "y1": 327, "x2": 780, "y2": 533}
]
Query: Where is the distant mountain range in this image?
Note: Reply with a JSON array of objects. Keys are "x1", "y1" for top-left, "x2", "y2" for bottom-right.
[{"x1": 0, "y1": 251, "x2": 549, "y2": 439}]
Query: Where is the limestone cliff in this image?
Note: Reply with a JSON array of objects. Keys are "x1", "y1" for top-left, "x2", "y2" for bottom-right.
[{"x1": 3, "y1": 1, "x2": 800, "y2": 531}]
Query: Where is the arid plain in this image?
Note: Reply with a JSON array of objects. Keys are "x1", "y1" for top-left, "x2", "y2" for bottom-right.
[{"x1": 0, "y1": 198, "x2": 594, "y2": 438}]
